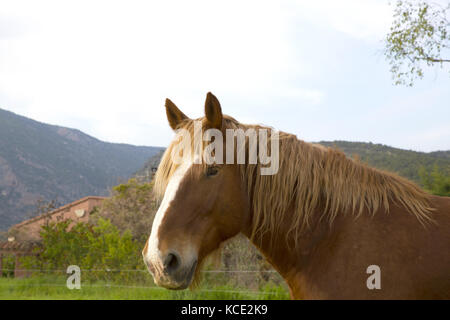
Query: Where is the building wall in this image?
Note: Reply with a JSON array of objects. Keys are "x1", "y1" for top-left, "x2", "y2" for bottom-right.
[{"x1": 11, "y1": 197, "x2": 105, "y2": 241}]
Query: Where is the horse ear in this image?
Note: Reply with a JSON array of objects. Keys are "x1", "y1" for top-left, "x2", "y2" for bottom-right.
[
  {"x1": 204, "y1": 92, "x2": 222, "y2": 129},
  {"x1": 165, "y1": 98, "x2": 189, "y2": 130}
]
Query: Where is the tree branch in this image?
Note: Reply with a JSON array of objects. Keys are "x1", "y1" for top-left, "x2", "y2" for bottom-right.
[{"x1": 422, "y1": 57, "x2": 450, "y2": 63}]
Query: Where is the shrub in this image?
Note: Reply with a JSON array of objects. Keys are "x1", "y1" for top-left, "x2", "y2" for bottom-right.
[
  {"x1": 419, "y1": 165, "x2": 450, "y2": 196},
  {"x1": 22, "y1": 218, "x2": 147, "y2": 283},
  {"x1": 1, "y1": 254, "x2": 15, "y2": 277},
  {"x1": 93, "y1": 179, "x2": 158, "y2": 242}
]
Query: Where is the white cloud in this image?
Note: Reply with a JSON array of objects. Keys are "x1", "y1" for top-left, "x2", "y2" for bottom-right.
[
  {"x1": 0, "y1": 0, "x2": 319, "y2": 146},
  {"x1": 289, "y1": 0, "x2": 392, "y2": 41}
]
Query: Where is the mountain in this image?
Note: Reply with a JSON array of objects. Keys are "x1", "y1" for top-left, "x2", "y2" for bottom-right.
[
  {"x1": 134, "y1": 150, "x2": 165, "y2": 183},
  {"x1": 0, "y1": 108, "x2": 163, "y2": 230}
]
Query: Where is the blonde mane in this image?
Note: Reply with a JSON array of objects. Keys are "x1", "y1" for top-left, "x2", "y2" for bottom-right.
[{"x1": 154, "y1": 117, "x2": 434, "y2": 245}]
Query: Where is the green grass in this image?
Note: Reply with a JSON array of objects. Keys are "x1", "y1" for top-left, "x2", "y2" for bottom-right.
[{"x1": 0, "y1": 276, "x2": 290, "y2": 300}]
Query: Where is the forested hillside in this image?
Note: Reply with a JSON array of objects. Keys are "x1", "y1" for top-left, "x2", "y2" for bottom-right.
[{"x1": 318, "y1": 141, "x2": 450, "y2": 184}]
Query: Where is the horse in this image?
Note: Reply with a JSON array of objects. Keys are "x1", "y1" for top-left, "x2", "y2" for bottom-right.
[{"x1": 142, "y1": 92, "x2": 450, "y2": 299}]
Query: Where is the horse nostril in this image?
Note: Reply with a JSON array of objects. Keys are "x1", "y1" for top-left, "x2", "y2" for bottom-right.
[{"x1": 163, "y1": 252, "x2": 180, "y2": 274}]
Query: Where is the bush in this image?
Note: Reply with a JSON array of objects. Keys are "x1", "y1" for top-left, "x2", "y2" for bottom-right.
[
  {"x1": 1, "y1": 254, "x2": 15, "y2": 277},
  {"x1": 22, "y1": 218, "x2": 147, "y2": 284},
  {"x1": 419, "y1": 165, "x2": 450, "y2": 196},
  {"x1": 93, "y1": 179, "x2": 158, "y2": 242}
]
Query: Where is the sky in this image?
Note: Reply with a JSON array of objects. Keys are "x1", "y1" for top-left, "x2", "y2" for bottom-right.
[{"x1": 1, "y1": 0, "x2": 449, "y2": 152}]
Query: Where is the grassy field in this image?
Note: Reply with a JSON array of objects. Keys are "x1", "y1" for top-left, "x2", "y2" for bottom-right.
[{"x1": 0, "y1": 276, "x2": 290, "y2": 300}]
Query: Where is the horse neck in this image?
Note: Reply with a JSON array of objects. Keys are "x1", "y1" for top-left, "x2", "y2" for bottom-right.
[{"x1": 241, "y1": 199, "x2": 346, "y2": 298}]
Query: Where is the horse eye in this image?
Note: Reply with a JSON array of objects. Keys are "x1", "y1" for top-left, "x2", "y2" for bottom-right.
[{"x1": 206, "y1": 166, "x2": 219, "y2": 177}]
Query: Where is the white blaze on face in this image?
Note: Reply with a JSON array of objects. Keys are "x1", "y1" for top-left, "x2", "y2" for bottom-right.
[{"x1": 145, "y1": 160, "x2": 193, "y2": 274}]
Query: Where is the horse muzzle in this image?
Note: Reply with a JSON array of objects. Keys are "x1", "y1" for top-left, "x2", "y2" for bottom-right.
[{"x1": 144, "y1": 250, "x2": 198, "y2": 290}]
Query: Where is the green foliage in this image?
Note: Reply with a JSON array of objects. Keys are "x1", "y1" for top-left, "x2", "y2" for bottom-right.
[
  {"x1": 94, "y1": 178, "x2": 158, "y2": 242},
  {"x1": 419, "y1": 165, "x2": 450, "y2": 196},
  {"x1": 22, "y1": 218, "x2": 145, "y2": 282},
  {"x1": 385, "y1": 0, "x2": 450, "y2": 86},
  {"x1": 32, "y1": 220, "x2": 92, "y2": 270},
  {"x1": 1, "y1": 254, "x2": 15, "y2": 277},
  {"x1": 82, "y1": 218, "x2": 142, "y2": 271}
]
